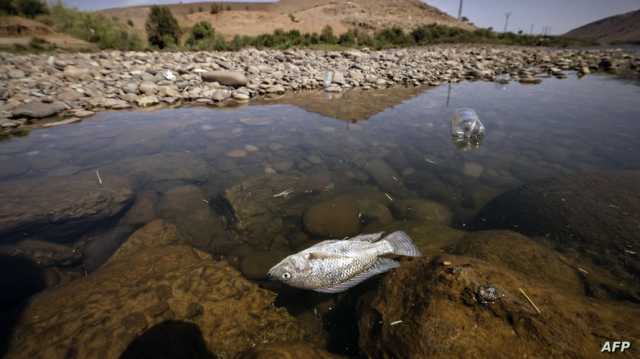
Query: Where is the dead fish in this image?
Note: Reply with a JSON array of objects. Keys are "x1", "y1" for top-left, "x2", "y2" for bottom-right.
[{"x1": 267, "y1": 231, "x2": 421, "y2": 293}]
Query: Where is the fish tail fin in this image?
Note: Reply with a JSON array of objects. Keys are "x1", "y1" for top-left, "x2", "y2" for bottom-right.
[{"x1": 382, "y1": 231, "x2": 421, "y2": 257}]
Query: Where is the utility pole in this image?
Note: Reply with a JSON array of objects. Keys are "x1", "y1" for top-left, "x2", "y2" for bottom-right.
[
  {"x1": 457, "y1": 0, "x2": 464, "y2": 20},
  {"x1": 503, "y1": 12, "x2": 512, "y2": 33}
]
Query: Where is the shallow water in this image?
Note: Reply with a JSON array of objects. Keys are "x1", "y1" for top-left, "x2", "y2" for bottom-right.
[{"x1": 1, "y1": 73, "x2": 640, "y2": 355}]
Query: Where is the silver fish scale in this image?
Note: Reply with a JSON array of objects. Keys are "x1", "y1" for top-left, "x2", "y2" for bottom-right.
[{"x1": 295, "y1": 240, "x2": 387, "y2": 289}]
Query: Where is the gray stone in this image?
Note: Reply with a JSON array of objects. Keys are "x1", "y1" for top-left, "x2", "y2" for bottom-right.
[
  {"x1": 201, "y1": 71, "x2": 248, "y2": 87},
  {"x1": 11, "y1": 101, "x2": 67, "y2": 119}
]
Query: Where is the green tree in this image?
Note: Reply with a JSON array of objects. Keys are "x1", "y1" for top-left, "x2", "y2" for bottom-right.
[
  {"x1": 145, "y1": 5, "x2": 181, "y2": 49},
  {"x1": 320, "y1": 25, "x2": 336, "y2": 44}
]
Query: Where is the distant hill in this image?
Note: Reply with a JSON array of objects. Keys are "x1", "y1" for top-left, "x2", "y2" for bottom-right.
[
  {"x1": 98, "y1": 0, "x2": 474, "y2": 39},
  {"x1": 564, "y1": 9, "x2": 640, "y2": 44}
]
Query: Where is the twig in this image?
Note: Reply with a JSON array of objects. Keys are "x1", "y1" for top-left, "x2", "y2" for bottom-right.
[
  {"x1": 384, "y1": 193, "x2": 394, "y2": 201},
  {"x1": 95, "y1": 169, "x2": 103, "y2": 185},
  {"x1": 390, "y1": 320, "x2": 403, "y2": 326},
  {"x1": 519, "y1": 288, "x2": 542, "y2": 314}
]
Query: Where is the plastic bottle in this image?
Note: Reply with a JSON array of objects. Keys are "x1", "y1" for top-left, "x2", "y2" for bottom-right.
[{"x1": 451, "y1": 108, "x2": 485, "y2": 138}]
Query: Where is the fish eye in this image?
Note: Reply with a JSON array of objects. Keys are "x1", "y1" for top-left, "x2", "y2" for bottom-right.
[{"x1": 282, "y1": 272, "x2": 291, "y2": 280}]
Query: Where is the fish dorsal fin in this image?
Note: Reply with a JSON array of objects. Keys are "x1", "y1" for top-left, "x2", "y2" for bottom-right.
[
  {"x1": 313, "y1": 258, "x2": 400, "y2": 294},
  {"x1": 351, "y1": 232, "x2": 384, "y2": 242},
  {"x1": 308, "y1": 240, "x2": 339, "y2": 249}
]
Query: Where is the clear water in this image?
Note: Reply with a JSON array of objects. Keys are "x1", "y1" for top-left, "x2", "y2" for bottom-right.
[{"x1": 1, "y1": 73, "x2": 640, "y2": 354}]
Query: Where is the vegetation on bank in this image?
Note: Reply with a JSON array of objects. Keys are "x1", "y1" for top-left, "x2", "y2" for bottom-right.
[
  {"x1": 1, "y1": 2, "x2": 592, "y2": 52},
  {"x1": 0, "y1": 0, "x2": 47, "y2": 18}
]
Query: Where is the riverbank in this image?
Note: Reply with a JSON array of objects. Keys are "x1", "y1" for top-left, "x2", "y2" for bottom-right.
[{"x1": 1, "y1": 45, "x2": 639, "y2": 137}]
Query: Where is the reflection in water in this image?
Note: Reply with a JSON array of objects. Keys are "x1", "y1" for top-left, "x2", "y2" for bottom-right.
[{"x1": 1, "y1": 74, "x2": 640, "y2": 355}]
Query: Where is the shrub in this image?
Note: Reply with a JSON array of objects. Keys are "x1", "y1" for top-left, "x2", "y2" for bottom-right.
[
  {"x1": 46, "y1": 3, "x2": 143, "y2": 50},
  {"x1": 145, "y1": 5, "x2": 181, "y2": 49},
  {"x1": 1, "y1": 0, "x2": 48, "y2": 17},
  {"x1": 320, "y1": 25, "x2": 336, "y2": 44}
]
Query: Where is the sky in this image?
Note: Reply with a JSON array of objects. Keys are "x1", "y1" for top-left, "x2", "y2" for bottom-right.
[{"x1": 62, "y1": 0, "x2": 640, "y2": 34}]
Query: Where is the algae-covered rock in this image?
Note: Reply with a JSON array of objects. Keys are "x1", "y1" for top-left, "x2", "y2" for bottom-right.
[
  {"x1": 391, "y1": 198, "x2": 452, "y2": 225},
  {"x1": 6, "y1": 220, "x2": 307, "y2": 359},
  {"x1": 303, "y1": 197, "x2": 361, "y2": 238},
  {"x1": 0, "y1": 171, "x2": 134, "y2": 243},
  {"x1": 158, "y1": 185, "x2": 234, "y2": 255},
  {"x1": 223, "y1": 174, "x2": 312, "y2": 248},
  {"x1": 358, "y1": 254, "x2": 640, "y2": 359},
  {"x1": 449, "y1": 230, "x2": 584, "y2": 295},
  {"x1": 474, "y1": 170, "x2": 640, "y2": 292},
  {"x1": 235, "y1": 342, "x2": 341, "y2": 359}
]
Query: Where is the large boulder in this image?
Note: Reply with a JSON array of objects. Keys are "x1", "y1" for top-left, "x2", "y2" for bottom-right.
[
  {"x1": 201, "y1": 71, "x2": 248, "y2": 87},
  {"x1": 358, "y1": 254, "x2": 640, "y2": 359},
  {"x1": 474, "y1": 171, "x2": 640, "y2": 288},
  {"x1": 0, "y1": 171, "x2": 134, "y2": 243},
  {"x1": 6, "y1": 220, "x2": 307, "y2": 359},
  {"x1": 11, "y1": 101, "x2": 67, "y2": 119}
]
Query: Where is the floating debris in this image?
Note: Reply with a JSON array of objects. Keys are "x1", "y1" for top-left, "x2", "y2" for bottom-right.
[
  {"x1": 202, "y1": 199, "x2": 209, "y2": 205},
  {"x1": 390, "y1": 320, "x2": 403, "y2": 326},
  {"x1": 577, "y1": 267, "x2": 589, "y2": 275},
  {"x1": 273, "y1": 188, "x2": 294, "y2": 198},
  {"x1": 424, "y1": 157, "x2": 438, "y2": 165},
  {"x1": 476, "y1": 284, "x2": 502, "y2": 304},
  {"x1": 95, "y1": 169, "x2": 103, "y2": 185},
  {"x1": 519, "y1": 288, "x2": 542, "y2": 314}
]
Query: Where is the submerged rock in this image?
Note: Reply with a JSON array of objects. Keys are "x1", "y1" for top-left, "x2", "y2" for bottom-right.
[
  {"x1": 303, "y1": 197, "x2": 361, "y2": 238},
  {"x1": 158, "y1": 185, "x2": 234, "y2": 255},
  {"x1": 106, "y1": 152, "x2": 209, "y2": 186},
  {"x1": 474, "y1": 171, "x2": 640, "y2": 292},
  {"x1": 0, "y1": 171, "x2": 134, "y2": 243},
  {"x1": 224, "y1": 174, "x2": 309, "y2": 248},
  {"x1": 6, "y1": 220, "x2": 307, "y2": 359},
  {"x1": 391, "y1": 199, "x2": 452, "y2": 225}
]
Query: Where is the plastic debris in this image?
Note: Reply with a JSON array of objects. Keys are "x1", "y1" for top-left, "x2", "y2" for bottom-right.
[
  {"x1": 163, "y1": 70, "x2": 176, "y2": 81},
  {"x1": 323, "y1": 71, "x2": 334, "y2": 88},
  {"x1": 476, "y1": 284, "x2": 502, "y2": 304},
  {"x1": 451, "y1": 108, "x2": 485, "y2": 150}
]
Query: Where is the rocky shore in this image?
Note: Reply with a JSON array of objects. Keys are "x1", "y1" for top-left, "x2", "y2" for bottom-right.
[{"x1": 1, "y1": 46, "x2": 639, "y2": 136}]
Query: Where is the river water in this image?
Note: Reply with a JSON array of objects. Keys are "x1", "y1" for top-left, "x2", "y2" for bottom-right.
[{"x1": 1, "y1": 73, "x2": 640, "y2": 356}]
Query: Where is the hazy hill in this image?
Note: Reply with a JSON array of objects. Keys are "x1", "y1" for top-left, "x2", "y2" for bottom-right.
[
  {"x1": 98, "y1": 0, "x2": 473, "y2": 38},
  {"x1": 565, "y1": 9, "x2": 640, "y2": 44}
]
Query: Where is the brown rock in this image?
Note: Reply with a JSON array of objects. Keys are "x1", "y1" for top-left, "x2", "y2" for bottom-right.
[
  {"x1": 475, "y1": 170, "x2": 640, "y2": 296},
  {"x1": 358, "y1": 254, "x2": 640, "y2": 359},
  {"x1": 303, "y1": 197, "x2": 361, "y2": 238},
  {"x1": 6, "y1": 220, "x2": 306, "y2": 359},
  {"x1": 235, "y1": 343, "x2": 341, "y2": 359}
]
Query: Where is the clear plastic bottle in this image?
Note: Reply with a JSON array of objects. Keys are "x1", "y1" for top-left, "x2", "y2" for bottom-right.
[{"x1": 451, "y1": 108, "x2": 485, "y2": 139}]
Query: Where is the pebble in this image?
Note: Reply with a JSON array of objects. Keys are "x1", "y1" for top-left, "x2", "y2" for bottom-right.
[
  {"x1": 0, "y1": 47, "x2": 637, "y2": 136},
  {"x1": 226, "y1": 149, "x2": 248, "y2": 158}
]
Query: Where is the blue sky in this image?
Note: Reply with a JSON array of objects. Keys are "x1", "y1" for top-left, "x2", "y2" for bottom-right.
[{"x1": 62, "y1": 0, "x2": 640, "y2": 34}]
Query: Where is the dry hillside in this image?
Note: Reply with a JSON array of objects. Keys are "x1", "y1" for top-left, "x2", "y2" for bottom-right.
[
  {"x1": 0, "y1": 16, "x2": 94, "y2": 50},
  {"x1": 565, "y1": 9, "x2": 640, "y2": 44},
  {"x1": 99, "y1": 0, "x2": 473, "y2": 39}
]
